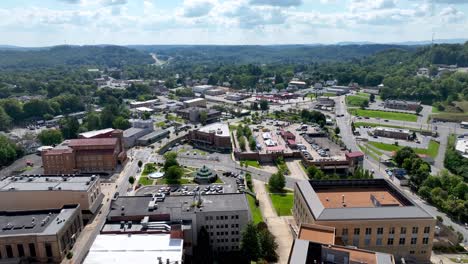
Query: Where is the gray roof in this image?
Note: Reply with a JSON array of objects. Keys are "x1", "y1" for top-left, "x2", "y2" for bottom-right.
[
  {"x1": 138, "y1": 129, "x2": 169, "y2": 141},
  {"x1": 108, "y1": 193, "x2": 250, "y2": 219},
  {"x1": 296, "y1": 179, "x2": 433, "y2": 221},
  {"x1": 124, "y1": 127, "x2": 144, "y2": 137},
  {"x1": 288, "y1": 239, "x2": 309, "y2": 264},
  {"x1": 0, "y1": 175, "x2": 98, "y2": 192},
  {"x1": 0, "y1": 205, "x2": 79, "y2": 237}
]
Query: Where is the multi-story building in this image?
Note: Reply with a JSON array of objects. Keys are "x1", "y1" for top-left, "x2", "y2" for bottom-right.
[
  {"x1": 107, "y1": 192, "x2": 250, "y2": 257},
  {"x1": 183, "y1": 98, "x2": 207, "y2": 108},
  {"x1": 187, "y1": 123, "x2": 232, "y2": 152},
  {"x1": 192, "y1": 85, "x2": 214, "y2": 94},
  {"x1": 177, "y1": 107, "x2": 221, "y2": 124},
  {"x1": 123, "y1": 119, "x2": 154, "y2": 148},
  {"x1": 42, "y1": 130, "x2": 126, "y2": 174},
  {"x1": 0, "y1": 175, "x2": 103, "y2": 221},
  {"x1": 384, "y1": 100, "x2": 421, "y2": 111},
  {"x1": 289, "y1": 224, "x2": 395, "y2": 264},
  {"x1": 0, "y1": 204, "x2": 83, "y2": 263},
  {"x1": 372, "y1": 127, "x2": 411, "y2": 140},
  {"x1": 293, "y1": 179, "x2": 435, "y2": 263}
]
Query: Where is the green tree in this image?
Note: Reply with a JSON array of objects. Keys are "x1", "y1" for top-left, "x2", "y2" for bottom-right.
[
  {"x1": 249, "y1": 136, "x2": 256, "y2": 151},
  {"x1": 334, "y1": 126, "x2": 340, "y2": 135},
  {"x1": 138, "y1": 160, "x2": 143, "y2": 168},
  {"x1": 38, "y1": 129, "x2": 63, "y2": 146},
  {"x1": 257, "y1": 224, "x2": 278, "y2": 262},
  {"x1": 0, "y1": 135, "x2": 20, "y2": 167},
  {"x1": 60, "y1": 117, "x2": 80, "y2": 139},
  {"x1": 163, "y1": 151, "x2": 179, "y2": 170},
  {"x1": 84, "y1": 112, "x2": 101, "y2": 131},
  {"x1": 0, "y1": 106, "x2": 12, "y2": 131},
  {"x1": 268, "y1": 172, "x2": 285, "y2": 192},
  {"x1": 394, "y1": 147, "x2": 416, "y2": 166},
  {"x1": 199, "y1": 110, "x2": 208, "y2": 125},
  {"x1": 112, "y1": 116, "x2": 131, "y2": 130},
  {"x1": 240, "y1": 223, "x2": 260, "y2": 262},
  {"x1": 128, "y1": 176, "x2": 135, "y2": 185},
  {"x1": 165, "y1": 165, "x2": 183, "y2": 183},
  {"x1": 239, "y1": 136, "x2": 246, "y2": 151},
  {"x1": 0, "y1": 99, "x2": 23, "y2": 123},
  {"x1": 369, "y1": 93, "x2": 375, "y2": 102},
  {"x1": 259, "y1": 100, "x2": 269, "y2": 111}
]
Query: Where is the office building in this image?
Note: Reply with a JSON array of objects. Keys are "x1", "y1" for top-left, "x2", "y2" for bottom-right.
[
  {"x1": 177, "y1": 107, "x2": 221, "y2": 124},
  {"x1": 0, "y1": 205, "x2": 83, "y2": 263},
  {"x1": 384, "y1": 100, "x2": 421, "y2": 111},
  {"x1": 0, "y1": 175, "x2": 102, "y2": 220},
  {"x1": 293, "y1": 179, "x2": 435, "y2": 263},
  {"x1": 136, "y1": 129, "x2": 170, "y2": 146},
  {"x1": 372, "y1": 127, "x2": 411, "y2": 140},
  {"x1": 289, "y1": 224, "x2": 395, "y2": 264},
  {"x1": 123, "y1": 119, "x2": 154, "y2": 148},
  {"x1": 187, "y1": 123, "x2": 232, "y2": 152},
  {"x1": 42, "y1": 131, "x2": 126, "y2": 174},
  {"x1": 183, "y1": 98, "x2": 207, "y2": 108}
]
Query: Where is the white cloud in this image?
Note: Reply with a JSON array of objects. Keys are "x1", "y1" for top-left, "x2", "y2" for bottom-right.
[
  {"x1": 440, "y1": 6, "x2": 465, "y2": 23},
  {"x1": 182, "y1": 0, "x2": 216, "y2": 17},
  {"x1": 100, "y1": 0, "x2": 127, "y2": 6},
  {"x1": 349, "y1": 0, "x2": 397, "y2": 12},
  {"x1": 57, "y1": 0, "x2": 81, "y2": 3},
  {"x1": 249, "y1": 0, "x2": 303, "y2": 7}
]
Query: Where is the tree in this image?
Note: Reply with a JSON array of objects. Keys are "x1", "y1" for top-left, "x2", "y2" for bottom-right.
[
  {"x1": 351, "y1": 121, "x2": 356, "y2": 133},
  {"x1": 60, "y1": 117, "x2": 80, "y2": 139},
  {"x1": 394, "y1": 147, "x2": 416, "y2": 166},
  {"x1": 165, "y1": 165, "x2": 183, "y2": 183},
  {"x1": 38, "y1": 129, "x2": 63, "y2": 146},
  {"x1": 112, "y1": 116, "x2": 131, "y2": 130},
  {"x1": 257, "y1": 226, "x2": 278, "y2": 262},
  {"x1": 239, "y1": 137, "x2": 246, "y2": 151},
  {"x1": 268, "y1": 172, "x2": 285, "y2": 192},
  {"x1": 240, "y1": 223, "x2": 260, "y2": 262},
  {"x1": 128, "y1": 176, "x2": 135, "y2": 185},
  {"x1": 334, "y1": 126, "x2": 340, "y2": 135},
  {"x1": 0, "y1": 135, "x2": 20, "y2": 167},
  {"x1": 84, "y1": 112, "x2": 101, "y2": 131},
  {"x1": 163, "y1": 151, "x2": 179, "y2": 170},
  {"x1": 360, "y1": 99, "x2": 369, "y2": 109},
  {"x1": 306, "y1": 165, "x2": 320, "y2": 179},
  {"x1": 199, "y1": 110, "x2": 208, "y2": 125},
  {"x1": 252, "y1": 102, "x2": 259, "y2": 111},
  {"x1": 138, "y1": 160, "x2": 143, "y2": 168},
  {"x1": 0, "y1": 106, "x2": 12, "y2": 131},
  {"x1": 369, "y1": 93, "x2": 375, "y2": 102},
  {"x1": 259, "y1": 100, "x2": 269, "y2": 111},
  {"x1": 249, "y1": 136, "x2": 256, "y2": 151}
]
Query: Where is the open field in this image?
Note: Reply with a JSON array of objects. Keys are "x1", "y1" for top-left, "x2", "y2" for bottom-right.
[
  {"x1": 350, "y1": 109, "x2": 418, "y2": 122},
  {"x1": 247, "y1": 194, "x2": 263, "y2": 224},
  {"x1": 242, "y1": 160, "x2": 261, "y2": 168},
  {"x1": 269, "y1": 193, "x2": 294, "y2": 216},
  {"x1": 346, "y1": 95, "x2": 369, "y2": 107},
  {"x1": 368, "y1": 140, "x2": 440, "y2": 158}
]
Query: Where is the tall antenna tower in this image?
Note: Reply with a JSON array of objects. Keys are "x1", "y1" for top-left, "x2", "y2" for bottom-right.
[{"x1": 431, "y1": 0, "x2": 435, "y2": 46}]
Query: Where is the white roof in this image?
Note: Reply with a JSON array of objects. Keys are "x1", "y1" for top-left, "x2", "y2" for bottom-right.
[
  {"x1": 264, "y1": 139, "x2": 276, "y2": 146},
  {"x1": 198, "y1": 122, "x2": 229, "y2": 136},
  {"x1": 84, "y1": 234, "x2": 183, "y2": 264},
  {"x1": 262, "y1": 132, "x2": 272, "y2": 140},
  {"x1": 456, "y1": 138, "x2": 468, "y2": 158},
  {"x1": 184, "y1": 98, "x2": 205, "y2": 104},
  {"x1": 79, "y1": 128, "x2": 114, "y2": 138},
  {"x1": 135, "y1": 107, "x2": 154, "y2": 112}
]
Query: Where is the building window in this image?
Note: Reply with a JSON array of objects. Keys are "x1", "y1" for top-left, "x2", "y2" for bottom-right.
[
  {"x1": 342, "y1": 228, "x2": 348, "y2": 236},
  {"x1": 424, "y1": 226, "x2": 430, "y2": 234},
  {"x1": 377, "y1": 227, "x2": 383, "y2": 235},
  {"x1": 400, "y1": 227, "x2": 406, "y2": 234},
  {"x1": 17, "y1": 244, "x2": 24, "y2": 257},
  {"x1": 410, "y1": 250, "x2": 415, "y2": 254},
  {"x1": 29, "y1": 243, "x2": 36, "y2": 257},
  {"x1": 45, "y1": 243, "x2": 53, "y2": 258},
  {"x1": 411, "y1": 238, "x2": 417, "y2": 245},
  {"x1": 389, "y1": 227, "x2": 395, "y2": 234},
  {"x1": 399, "y1": 238, "x2": 406, "y2": 245},
  {"x1": 6, "y1": 245, "x2": 13, "y2": 258},
  {"x1": 412, "y1": 227, "x2": 419, "y2": 234},
  {"x1": 354, "y1": 228, "x2": 360, "y2": 235},
  {"x1": 421, "y1": 250, "x2": 427, "y2": 254},
  {"x1": 387, "y1": 238, "x2": 394, "y2": 245},
  {"x1": 365, "y1": 228, "x2": 372, "y2": 235},
  {"x1": 376, "y1": 238, "x2": 383, "y2": 246},
  {"x1": 364, "y1": 238, "x2": 371, "y2": 246},
  {"x1": 422, "y1": 237, "x2": 429, "y2": 244},
  {"x1": 352, "y1": 237, "x2": 359, "y2": 247}
]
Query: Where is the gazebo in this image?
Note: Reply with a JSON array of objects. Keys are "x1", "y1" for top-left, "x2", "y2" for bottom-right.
[{"x1": 193, "y1": 165, "x2": 217, "y2": 184}]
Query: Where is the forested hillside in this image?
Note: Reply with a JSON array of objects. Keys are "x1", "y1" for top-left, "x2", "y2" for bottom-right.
[{"x1": 0, "y1": 45, "x2": 153, "y2": 70}]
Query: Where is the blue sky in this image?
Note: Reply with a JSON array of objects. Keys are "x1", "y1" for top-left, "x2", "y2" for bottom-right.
[{"x1": 0, "y1": 0, "x2": 467, "y2": 46}]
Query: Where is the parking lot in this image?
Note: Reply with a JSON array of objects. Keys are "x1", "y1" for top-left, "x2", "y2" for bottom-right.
[{"x1": 135, "y1": 171, "x2": 247, "y2": 196}]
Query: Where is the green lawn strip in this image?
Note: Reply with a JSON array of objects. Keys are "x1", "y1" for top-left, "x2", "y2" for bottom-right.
[
  {"x1": 244, "y1": 160, "x2": 261, "y2": 168},
  {"x1": 155, "y1": 121, "x2": 166, "y2": 127},
  {"x1": 431, "y1": 106, "x2": 441, "y2": 114},
  {"x1": 247, "y1": 194, "x2": 263, "y2": 224},
  {"x1": 138, "y1": 176, "x2": 154, "y2": 186},
  {"x1": 449, "y1": 258, "x2": 468, "y2": 263},
  {"x1": 368, "y1": 140, "x2": 440, "y2": 158},
  {"x1": 214, "y1": 177, "x2": 224, "y2": 184},
  {"x1": 269, "y1": 193, "x2": 294, "y2": 216},
  {"x1": 365, "y1": 144, "x2": 384, "y2": 156},
  {"x1": 356, "y1": 92, "x2": 371, "y2": 98},
  {"x1": 349, "y1": 109, "x2": 417, "y2": 122},
  {"x1": 358, "y1": 144, "x2": 380, "y2": 161}
]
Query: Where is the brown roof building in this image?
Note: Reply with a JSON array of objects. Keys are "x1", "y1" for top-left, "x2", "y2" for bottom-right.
[{"x1": 42, "y1": 130, "x2": 126, "y2": 174}]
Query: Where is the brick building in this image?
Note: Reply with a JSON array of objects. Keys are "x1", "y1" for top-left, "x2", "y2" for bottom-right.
[
  {"x1": 187, "y1": 123, "x2": 232, "y2": 152},
  {"x1": 42, "y1": 130, "x2": 126, "y2": 174},
  {"x1": 384, "y1": 100, "x2": 421, "y2": 111}
]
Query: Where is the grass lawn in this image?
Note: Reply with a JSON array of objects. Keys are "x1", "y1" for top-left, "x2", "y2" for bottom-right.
[
  {"x1": 359, "y1": 144, "x2": 380, "y2": 161},
  {"x1": 214, "y1": 177, "x2": 224, "y2": 183},
  {"x1": 155, "y1": 121, "x2": 166, "y2": 128},
  {"x1": 349, "y1": 109, "x2": 418, "y2": 122},
  {"x1": 432, "y1": 106, "x2": 441, "y2": 113},
  {"x1": 269, "y1": 193, "x2": 294, "y2": 216},
  {"x1": 142, "y1": 163, "x2": 158, "y2": 176},
  {"x1": 243, "y1": 160, "x2": 261, "y2": 168},
  {"x1": 368, "y1": 140, "x2": 440, "y2": 158},
  {"x1": 346, "y1": 95, "x2": 369, "y2": 107},
  {"x1": 247, "y1": 195, "x2": 263, "y2": 225},
  {"x1": 323, "y1": 92, "x2": 337, "y2": 97},
  {"x1": 138, "y1": 176, "x2": 154, "y2": 186}
]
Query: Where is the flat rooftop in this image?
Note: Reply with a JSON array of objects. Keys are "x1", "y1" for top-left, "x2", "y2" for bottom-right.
[
  {"x1": 298, "y1": 224, "x2": 335, "y2": 245},
  {"x1": 296, "y1": 179, "x2": 433, "y2": 221},
  {"x1": 123, "y1": 127, "x2": 144, "y2": 137},
  {"x1": 79, "y1": 128, "x2": 114, "y2": 139},
  {"x1": 84, "y1": 234, "x2": 183, "y2": 264},
  {"x1": 67, "y1": 138, "x2": 118, "y2": 147},
  {"x1": 108, "y1": 193, "x2": 249, "y2": 219},
  {"x1": 198, "y1": 122, "x2": 229, "y2": 137},
  {"x1": 374, "y1": 126, "x2": 410, "y2": 134},
  {"x1": 0, "y1": 205, "x2": 79, "y2": 237},
  {"x1": 0, "y1": 175, "x2": 98, "y2": 192},
  {"x1": 138, "y1": 129, "x2": 169, "y2": 141},
  {"x1": 316, "y1": 188, "x2": 403, "y2": 208}
]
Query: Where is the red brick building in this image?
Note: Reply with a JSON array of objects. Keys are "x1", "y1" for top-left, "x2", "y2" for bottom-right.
[
  {"x1": 187, "y1": 123, "x2": 232, "y2": 153},
  {"x1": 42, "y1": 130, "x2": 126, "y2": 174}
]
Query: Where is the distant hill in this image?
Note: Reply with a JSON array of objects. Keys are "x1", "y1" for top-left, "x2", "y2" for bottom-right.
[{"x1": 0, "y1": 45, "x2": 153, "y2": 70}]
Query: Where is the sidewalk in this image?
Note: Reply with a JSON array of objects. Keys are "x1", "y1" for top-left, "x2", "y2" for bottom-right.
[{"x1": 253, "y1": 180, "x2": 293, "y2": 264}]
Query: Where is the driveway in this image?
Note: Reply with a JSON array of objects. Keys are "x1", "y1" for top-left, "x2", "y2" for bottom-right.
[
  {"x1": 286, "y1": 160, "x2": 309, "y2": 180},
  {"x1": 253, "y1": 180, "x2": 293, "y2": 264}
]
